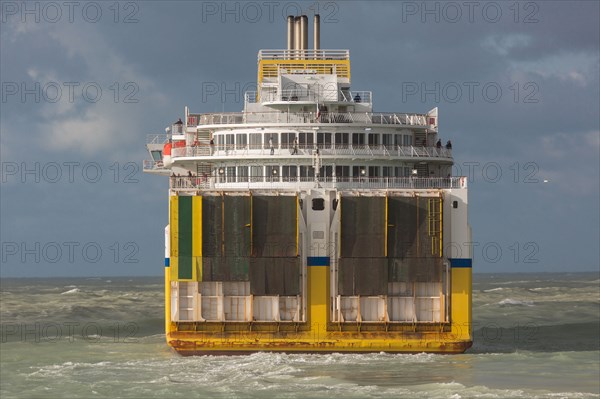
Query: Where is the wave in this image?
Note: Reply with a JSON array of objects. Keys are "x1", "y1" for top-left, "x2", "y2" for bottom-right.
[
  {"x1": 60, "y1": 288, "x2": 80, "y2": 295},
  {"x1": 471, "y1": 322, "x2": 600, "y2": 353},
  {"x1": 482, "y1": 287, "x2": 504, "y2": 292},
  {"x1": 498, "y1": 298, "x2": 534, "y2": 306}
]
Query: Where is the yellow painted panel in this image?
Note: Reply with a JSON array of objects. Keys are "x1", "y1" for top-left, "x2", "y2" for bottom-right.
[
  {"x1": 192, "y1": 196, "x2": 202, "y2": 257},
  {"x1": 451, "y1": 267, "x2": 472, "y2": 340},
  {"x1": 308, "y1": 266, "x2": 330, "y2": 336},
  {"x1": 170, "y1": 196, "x2": 179, "y2": 258},
  {"x1": 169, "y1": 256, "x2": 179, "y2": 281},
  {"x1": 164, "y1": 267, "x2": 172, "y2": 336},
  {"x1": 258, "y1": 59, "x2": 351, "y2": 85},
  {"x1": 192, "y1": 196, "x2": 202, "y2": 283},
  {"x1": 195, "y1": 256, "x2": 202, "y2": 282}
]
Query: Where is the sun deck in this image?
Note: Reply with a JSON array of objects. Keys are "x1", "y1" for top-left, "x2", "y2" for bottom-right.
[{"x1": 185, "y1": 111, "x2": 432, "y2": 127}]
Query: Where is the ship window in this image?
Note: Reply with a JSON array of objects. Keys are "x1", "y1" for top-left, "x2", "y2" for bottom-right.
[
  {"x1": 453, "y1": 201, "x2": 458, "y2": 209},
  {"x1": 250, "y1": 166, "x2": 263, "y2": 182},
  {"x1": 368, "y1": 133, "x2": 379, "y2": 146},
  {"x1": 352, "y1": 133, "x2": 365, "y2": 146},
  {"x1": 312, "y1": 198, "x2": 325, "y2": 211},
  {"x1": 368, "y1": 166, "x2": 380, "y2": 177},
  {"x1": 264, "y1": 134, "x2": 278, "y2": 148},
  {"x1": 281, "y1": 132, "x2": 295, "y2": 148},
  {"x1": 236, "y1": 134, "x2": 247, "y2": 149},
  {"x1": 266, "y1": 165, "x2": 279, "y2": 182},
  {"x1": 395, "y1": 166, "x2": 410, "y2": 177},
  {"x1": 335, "y1": 165, "x2": 350, "y2": 181},
  {"x1": 151, "y1": 150, "x2": 162, "y2": 161},
  {"x1": 312, "y1": 230, "x2": 325, "y2": 239},
  {"x1": 226, "y1": 167, "x2": 236, "y2": 182},
  {"x1": 249, "y1": 133, "x2": 261, "y2": 150},
  {"x1": 299, "y1": 132, "x2": 314, "y2": 148},
  {"x1": 300, "y1": 166, "x2": 314, "y2": 179},
  {"x1": 319, "y1": 165, "x2": 333, "y2": 178},
  {"x1": 382, "y1": 134, "x2": 393, "y2": 148},
  {"x1": 382, "y1": 166, "x2": 393, "y2": 177},
  {"x1": 335, "y1": 133, "x2": 349, "y2": 148},
  {"x1": 395, "y1": 134, "x2": 403, "y2": 146},
  {"x1": 226, "y1": 134, "x2": 234, "y2": 151},
  {"x1": 217, "y1": 135, "x2": 225, "y2": 150},
  {"x1": 403, "y1": 134, "x2": 413, "y2": 146},
  {"x1": 238, "y1": 166, "x2": 248, "y2": 182},
  {"x1": 352, "y1": 166, "x2": 366, "y2": 177},
  {"x1": 317, "y1": 132, "x2": 332, "y2": 149},
  {"x1": 282, "y1": 165, "x2": 297, "y2": 182}
]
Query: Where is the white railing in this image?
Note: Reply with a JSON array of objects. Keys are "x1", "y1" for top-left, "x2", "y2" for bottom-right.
[
  {"x1": 191, "y1": 111, "x2": 428, "y2": 126},
  {"x1": 171, "y1": 144, "x2": 452, "y2": 159},
  {"x1": 143, "y1": 159, "x2": 165, "y2": 171},
  {"x1": 245, "y1": 90, "x2": 372, "y2": 104},
  {"x1": 259, "y1": 49, "x2": 350, "y2": 60},
  {"x1": 147, "y1": 134, "x2": 170, "y2": 144},
  {"x1": 339, "y1": 91, "x2": 372, "y2": 103},
  {"x1": 169, "y1": 176, "x2": 466, "y2": 191}
]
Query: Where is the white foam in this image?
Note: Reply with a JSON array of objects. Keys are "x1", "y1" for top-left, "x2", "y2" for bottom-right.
[
  {"x1": 60, "y1": 288, "x2": 80, "y2": 295},
  {"x1": 498, "y1": 298, "x2": 534, "y2": 306},
  {"x1": 483, "y1": 287, "x2": 504, "y2": 292}
]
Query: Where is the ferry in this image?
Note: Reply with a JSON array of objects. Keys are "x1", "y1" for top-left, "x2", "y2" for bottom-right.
[{"x1": 144, "y1": 15, "x2": 473, "y2": 355}]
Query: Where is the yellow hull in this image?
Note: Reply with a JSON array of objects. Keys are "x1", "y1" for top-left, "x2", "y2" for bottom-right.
[
  {"x1": 167, "y1": 332, "x2": 472, "y2": 355},
  {"x1": 164, "y1": 265, "x2": 473, "y2": 355},
  {"x1": 164, "y1": 195, "x2": 473, "y2": 355}
]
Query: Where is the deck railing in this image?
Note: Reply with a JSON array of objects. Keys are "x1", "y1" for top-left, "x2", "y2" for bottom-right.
[
  {"x1": 169, "y1": 176, "x2": 466, "y2": 191},
  {"x1": 170, "y1": 144, "x2": 452, "y2": 159},
  {"x1": 143, "y1": 160, "x2": 164, "y2": 170},
  {"x1": 147, "y1": 134, "x2": 170, "y2": 144},
  {"x1": 191, "y1": 111, "x2": 429, "y2": 126},
  {"x1": 258, "y1": 49, "x2": 350, "y2": 60},
  {"x1": 245, "y1": 90, "x2": 372, "y2": 104}
]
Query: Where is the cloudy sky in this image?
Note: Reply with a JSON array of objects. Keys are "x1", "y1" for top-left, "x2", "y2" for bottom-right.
[{"x1": 1, "y1": 1, "x2": 598, "y2": 277}]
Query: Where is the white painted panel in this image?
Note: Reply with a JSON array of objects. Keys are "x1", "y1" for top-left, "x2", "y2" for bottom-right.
[
  {"x1": 340, "y1": 296, "x2": 359, "y2": 322},
  {"x1": 387, "y1": 297, "x2": 415, "y2": 322},
  {"x1": 201, "y1": 296, "x2": 222, "y2": 321},
  {"x1": 359, "y1": 297, "x2": 386, "y2": 322},
  {"x1": 253, "y1": 296, "x2": 280, "y2": 321},
  {"x1": 224, "y1": 296, "x2": 252, "y2": 321},
  {"x1": 279, "y1": 296, "x2": 300, "y2": 321}
]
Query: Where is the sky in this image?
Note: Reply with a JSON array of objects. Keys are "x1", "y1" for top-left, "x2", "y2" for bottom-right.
[{"x1": 0, "y1": 0, "x2": 598, "y2": 277}]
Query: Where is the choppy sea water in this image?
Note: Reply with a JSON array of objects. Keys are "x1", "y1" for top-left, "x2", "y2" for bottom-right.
[{"x1": 0, "y1": 273, "x2": 598, "y2": 399}]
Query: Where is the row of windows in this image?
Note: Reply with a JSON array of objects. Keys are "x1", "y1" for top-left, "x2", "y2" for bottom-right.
[
  {"x1": 213, "y1": 132, "x2": 414, "y2": 148},
  {"x1": 215, "y1": 165, "x2": 414, "y2": 182}
]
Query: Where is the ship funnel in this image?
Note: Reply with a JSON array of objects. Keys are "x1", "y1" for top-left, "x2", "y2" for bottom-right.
[
  {"x1": 287, "y1": 15, "x2": 294, "y2": 51},
  {"x1": 313, "y1": 14, "x2": 320, "y2": 50},
  {"x1": 301, "y1": 15, "x2": 308, "y2": 51},
  {"x1": 294, "y1": 16, "x2": 301, "y2": 52}
]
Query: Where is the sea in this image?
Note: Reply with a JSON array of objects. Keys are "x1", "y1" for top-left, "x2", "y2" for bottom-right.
[{"x1": 1, "y1": 272, "x2": 598, "y2": 399}]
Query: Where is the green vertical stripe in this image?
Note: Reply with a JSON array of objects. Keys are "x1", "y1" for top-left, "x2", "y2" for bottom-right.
[{"x1": 178, "y1": 196, "x2": 193, "y2": 279}]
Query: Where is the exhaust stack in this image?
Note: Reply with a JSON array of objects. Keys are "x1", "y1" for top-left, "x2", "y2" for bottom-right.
[
  {"x1": 294, "y1": 16, "x2": 301, "y2": 52},
  {"x1": 287, "y1": 15, "x2": 318, "y2": 58},
  {"x1": 287, "y1": 15, "x2": 294, "y2": 51},
  {"x1": 313, "y1": 14, "x2": 320, "y2": 51},
  {"x1": 301, "y1": 15, "x2": 308, "y2": 51}
]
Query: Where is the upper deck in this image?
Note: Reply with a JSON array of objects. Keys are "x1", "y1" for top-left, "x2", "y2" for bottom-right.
[
  {"x1": 258, "y1": 49, "x2": 351, "y2": 85},
  {"x1": 186, "y1": 111, "x2": 432, "y2": 128},
  {"x1": 144, "y1": 14, "x2": 453, "y2": 185}
]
